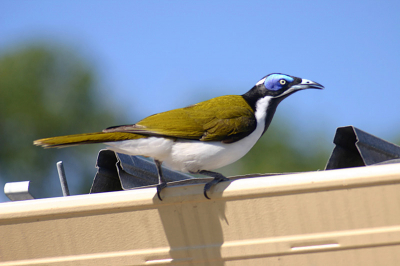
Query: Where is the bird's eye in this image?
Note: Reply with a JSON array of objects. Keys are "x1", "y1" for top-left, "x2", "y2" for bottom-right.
[{"x1": 279, "y1": 79, "x2": 286, "y2": 85}]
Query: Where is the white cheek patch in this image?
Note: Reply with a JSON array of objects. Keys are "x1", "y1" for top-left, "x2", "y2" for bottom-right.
[{"x1": 254, "y1": 96, "x2": 272, "y2": 122}]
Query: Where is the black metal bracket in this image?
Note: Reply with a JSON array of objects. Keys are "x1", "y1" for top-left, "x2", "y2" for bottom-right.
[
  {"x1": 325, "y1": 126, "x2": 400, "y2": 170},
  {"x1": 90, "y1": 149, "x2": 197, "y2": 193}
]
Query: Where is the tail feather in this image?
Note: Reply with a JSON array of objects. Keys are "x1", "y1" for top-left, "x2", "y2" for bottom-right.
[{"x1": 34, "y1": 132, "x2": 145, "y2": 148}]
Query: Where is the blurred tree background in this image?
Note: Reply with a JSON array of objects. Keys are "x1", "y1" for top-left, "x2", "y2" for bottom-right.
[
  {"x1": 0, "y1": 42, "x2": 331, "y2": 202},
  {"x1": 0, "y1": 44, "x2": 124, "y2": 200}
]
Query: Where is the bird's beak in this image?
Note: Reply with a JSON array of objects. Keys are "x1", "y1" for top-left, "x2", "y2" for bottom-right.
[
  {"x1": 274, "y1": 78, "x2": 324, "y2": 100},
  {"x1": 295, "y1": 79, "x2": 325, "y2": 90}
]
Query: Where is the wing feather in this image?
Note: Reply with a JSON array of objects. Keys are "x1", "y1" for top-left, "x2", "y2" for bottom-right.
[{"x1": 103, "y1": 95, "x2": 256, "y2": 143}]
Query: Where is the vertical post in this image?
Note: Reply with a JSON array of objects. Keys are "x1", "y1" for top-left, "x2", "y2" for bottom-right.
[{"x1": 57, "y1": 161, "x2": 70, "y2": 196}]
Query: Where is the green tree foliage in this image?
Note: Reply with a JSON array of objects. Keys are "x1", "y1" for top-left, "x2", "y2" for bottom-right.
[{"x1": 0, "y1": 45, "x2": 122, "y2": 199}]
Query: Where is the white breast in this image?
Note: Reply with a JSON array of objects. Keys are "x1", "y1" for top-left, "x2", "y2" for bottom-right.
[{"x1": 107, "y1": 96, "x2": 272, "y2": 173}]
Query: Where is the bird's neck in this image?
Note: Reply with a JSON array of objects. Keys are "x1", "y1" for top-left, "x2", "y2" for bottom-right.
[
  {"x1": 261, "y1": 98, "x2": 279, "y2": 135},
  {"x1": 242, "y1": 87, "x2": 281, "y2": 137}
]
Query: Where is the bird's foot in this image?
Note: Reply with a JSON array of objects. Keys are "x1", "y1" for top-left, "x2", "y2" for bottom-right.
[
  {"x1": 198, "y1": 171, "x2": 229, "y2": 199},
  {"x1": 156, "y1": 182, "x2": 167, "y2": 201}
]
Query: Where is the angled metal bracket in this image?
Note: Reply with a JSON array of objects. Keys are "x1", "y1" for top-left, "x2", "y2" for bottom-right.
[
  {"x1": 90, "y1": 150, "x2": 196, "y2": 193},
  {"x1": 325, "y1": 126, "x2": 400, "y2": 170}
]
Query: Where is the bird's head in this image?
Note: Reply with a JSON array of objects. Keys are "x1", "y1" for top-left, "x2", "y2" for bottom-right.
[
  {"x1": 242, "y1": 73, "x2": 324, "y2": 109},
  {"x1": 255, "y1": 73, "x2": 324, "y2": 99}
]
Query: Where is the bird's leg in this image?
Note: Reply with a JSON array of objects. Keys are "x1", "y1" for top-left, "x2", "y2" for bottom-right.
[
  {"x1": 154, "y1": 159, "x2": 167, "y2": 201},
  {"x1": 197, "y1": 170, "x2": 229, "y2": 199}
]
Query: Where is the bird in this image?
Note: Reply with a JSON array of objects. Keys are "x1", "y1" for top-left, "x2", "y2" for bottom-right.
[{"x1": 34, "y1": 73, "x2": 324, "y2": 200}]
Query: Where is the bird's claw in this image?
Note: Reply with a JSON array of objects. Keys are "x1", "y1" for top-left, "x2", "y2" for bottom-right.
[
  {"x1": 156, "y1": 182, "x2": 167, "y2": 201},
  {"x1": 203, "y1": 176, "x2": 229, "y2": 199}
]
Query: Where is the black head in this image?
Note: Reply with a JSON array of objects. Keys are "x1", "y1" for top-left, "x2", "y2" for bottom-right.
[{"x1": 242, "y1": 73, "x2": 324, "y2": 109}]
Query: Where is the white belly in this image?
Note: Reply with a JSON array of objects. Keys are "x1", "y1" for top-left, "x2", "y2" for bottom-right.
[
  {"x1": 164, "y1": 132, "x2": 262, "y2": 172},
  {"x1": 106, "y1": 130, "x2": 261, "y2": 173}
]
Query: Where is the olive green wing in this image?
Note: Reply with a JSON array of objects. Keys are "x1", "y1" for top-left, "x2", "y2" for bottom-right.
[
  {"x1": 104, "y1": 95, "x2": 256, "y2": 143},
  {"x1": 200, "y1": 104, "x2": 257, "y2": 143}
]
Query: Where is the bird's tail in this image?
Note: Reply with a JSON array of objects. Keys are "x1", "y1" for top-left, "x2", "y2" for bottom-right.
[{"x1": 34, "y1": 132, "x2": 145, "y2": 148}]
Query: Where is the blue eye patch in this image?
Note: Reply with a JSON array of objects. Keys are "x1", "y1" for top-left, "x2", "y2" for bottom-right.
[{"x1": 264, "y1": 74, "x2": 294, "y2": 91}]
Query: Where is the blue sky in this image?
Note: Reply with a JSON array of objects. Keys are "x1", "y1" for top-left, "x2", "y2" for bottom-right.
[{"x1": 2, "y1": 0, "x2": 400, "y2": 143}]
